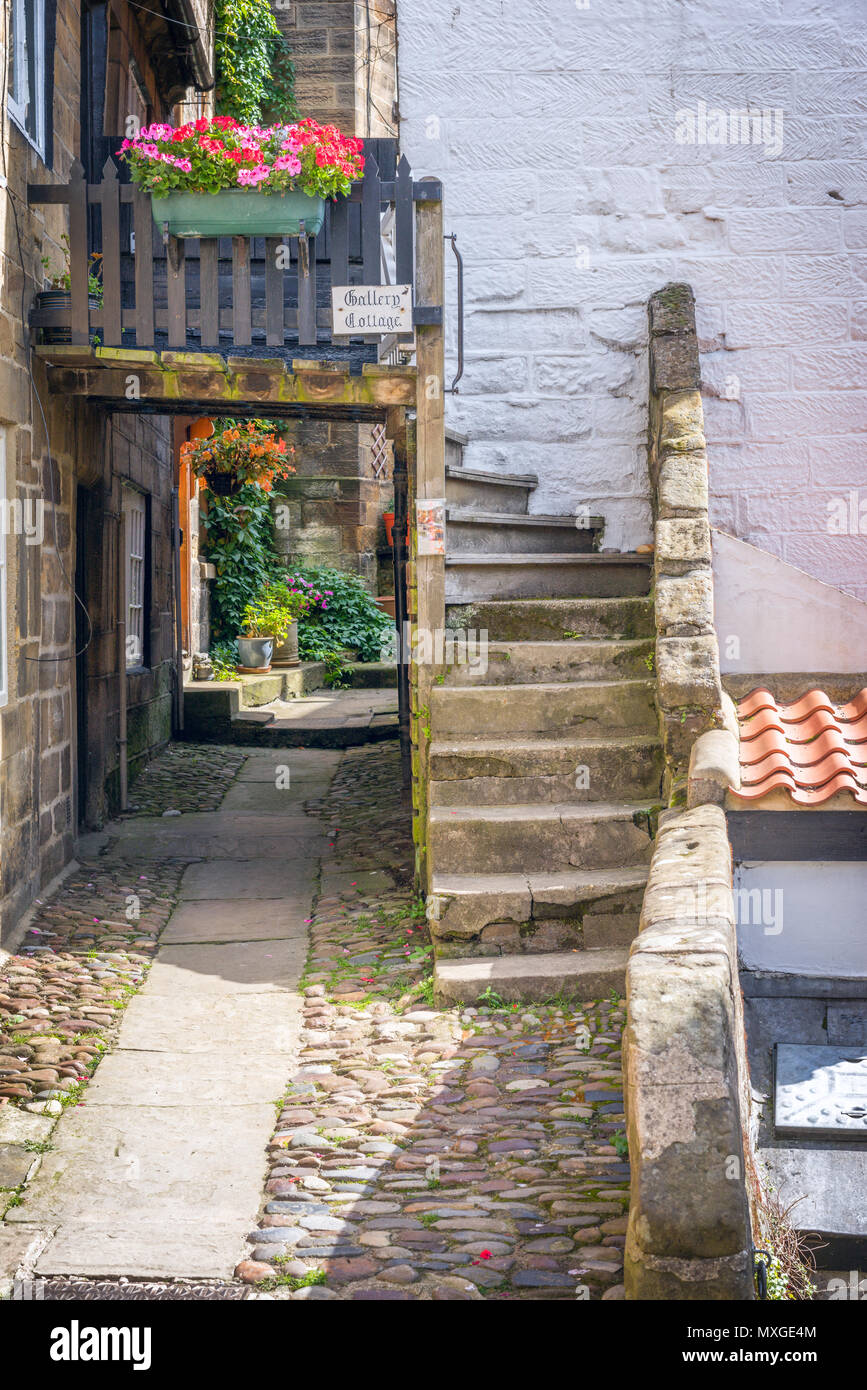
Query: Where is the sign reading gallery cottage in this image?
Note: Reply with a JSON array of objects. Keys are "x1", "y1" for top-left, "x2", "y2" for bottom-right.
[{"x1": 331, "y1": 285, "x2": 412, "y2": 334}]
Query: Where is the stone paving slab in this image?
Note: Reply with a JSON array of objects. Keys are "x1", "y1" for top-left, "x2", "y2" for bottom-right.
[
  {"x1": 36, "y1": 1223, "x2": 249, "y2": 1280},
  {"x1": 118, "y1": 992, "x2": 298, "y2": 1054},
  {"x1": 10, "y1": 1104, "x2": 278, "y2": 1231},
  {"x1": 236, "y1": 753, "x2": 340, "y2": 783},
  {"x1": 83, "y1": 1051, "x2": 291, "y2": 1107},
  {"x1": 161, "y1": 897, "x2": 312, "y2": 945},
  {"x1": 179, "y1": 858, "x2": 322, "y2": 901},
  {"x1": 146, "y1": 939, "x2": 307, "y2": 993}
]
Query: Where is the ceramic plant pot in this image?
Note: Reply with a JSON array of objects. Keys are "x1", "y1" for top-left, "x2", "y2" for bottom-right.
[{"x1": 236, "y1": 636, "x2": 274, "y2": 672}]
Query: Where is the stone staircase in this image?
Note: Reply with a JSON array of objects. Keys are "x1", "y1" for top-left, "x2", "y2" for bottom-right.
[{"x1": 429, "y1": 459, "x2": 662, "y2": 1004}]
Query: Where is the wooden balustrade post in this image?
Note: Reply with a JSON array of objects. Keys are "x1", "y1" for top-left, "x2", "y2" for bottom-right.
[{"x1": 68, "y1": 161, "x2": 89, "y2": 346}]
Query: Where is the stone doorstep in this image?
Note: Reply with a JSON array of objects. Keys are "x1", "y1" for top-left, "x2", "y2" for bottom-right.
[{"x1": 434, "y1": 949, "x2": 628, "y2": 1006}]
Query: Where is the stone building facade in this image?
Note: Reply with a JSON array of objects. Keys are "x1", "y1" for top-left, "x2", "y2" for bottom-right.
[
  {"x1": 398, "y1": 0, "x2": 867, "y2": 601},
  {"x1": 0, "y1": 0, "x2": 212, "y2": 942}
]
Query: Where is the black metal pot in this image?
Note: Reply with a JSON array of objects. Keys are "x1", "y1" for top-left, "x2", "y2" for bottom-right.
[{"x1": 36, "y1": 289, "x2": 102, "y2": 345}]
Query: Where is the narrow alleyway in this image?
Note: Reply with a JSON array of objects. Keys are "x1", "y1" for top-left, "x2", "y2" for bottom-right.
[{"x1": 1, "y1": 744, "x2": 628, "y2": 1300}]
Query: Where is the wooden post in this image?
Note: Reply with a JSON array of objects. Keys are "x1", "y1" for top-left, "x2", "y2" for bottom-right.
[
  {"x1": 68, "y1": 161, "x2": 89, "y2": 346},
  {"x1": 132, "y1": 187, "x2": 155, "y2": 346},
  {"x1": 100, "y1": 159, "x2": 122, "y2": 345},
  {"x1": 412, "y1": 178, "x2": 446, "y2": 890}
]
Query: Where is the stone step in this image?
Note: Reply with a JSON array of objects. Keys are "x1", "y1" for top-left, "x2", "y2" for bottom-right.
[
  {"x1": 445, "y1": 428, "x2": 468, "y2": 470},
  {"x1": 445, "y1": 464, "x2": 537, "y2": 515},
  {"x1": 440, "y1": 638, "x2": 655, "y2": 686},
  {"x1": 446, "y1": 509, "x2": 602, "y2": 555},
  {"x1": 429, "y1": 866, "x2": 648, "y2": 955},
  {"x1": 445, "y1": 596, "x2": 655, "y2": 642},
  {"x1": 428, "y1": 801, "x2": 656, "y2": 874},
  {"x1": 434, "y1": 948, "x2": 629, "y2": 1005},
  {"x1": 445, "y1": 552, "x2": 652, "y2": 602},
  {"x1": 430, "y1": 678, "x2": 657, "y2": 740},
  {"x1": 429, "y1": 734, "x2": 664, "y2": 804}
]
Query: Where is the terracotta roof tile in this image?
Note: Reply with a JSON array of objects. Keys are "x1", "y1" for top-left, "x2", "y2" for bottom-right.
[{"x1": 733, "y1": 687, "x2": 867, "y2": 806}]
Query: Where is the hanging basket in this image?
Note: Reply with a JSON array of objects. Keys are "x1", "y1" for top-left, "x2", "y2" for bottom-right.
[{"x1": 204, "y1": 471, "x2": 239, "y2": 497}]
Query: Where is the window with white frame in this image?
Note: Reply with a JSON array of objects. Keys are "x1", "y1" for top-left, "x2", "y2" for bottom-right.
[
  {"x1": 122, "y1": 486, "x2": 146, "y2": 669},
  {"x1": 8, "y1": 0, "x2": 47, "y2": 157},
  {"x1": 0, "y1": 431, "x2": 8, "y2": 708}
]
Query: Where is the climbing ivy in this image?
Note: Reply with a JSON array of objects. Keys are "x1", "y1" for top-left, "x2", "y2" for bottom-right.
[
  {"x1": 214, "y1": 0, "x2": 297, "y2": 126},
  {"x1": 202, "y1": 483, "x2": 283, "y2": 641}
]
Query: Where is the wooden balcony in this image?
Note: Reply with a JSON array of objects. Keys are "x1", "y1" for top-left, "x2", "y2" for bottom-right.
[{"x1": 28, "y1": 139, "x2": 443, "y2": 417}]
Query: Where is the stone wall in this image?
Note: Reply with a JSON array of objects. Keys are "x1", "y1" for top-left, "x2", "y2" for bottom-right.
[
  {"x1": 273, "y1": 0, "x2": 397, "y2": 136},
  {"x1": 648, "y1": 284, "x2": 725, "y2": 803},
  {"x1": 397, "y1": 0, "x2": 867, "y2": 594},
  {"x1": 272, "y1": 420, "x2": 392, "y2": 589},
  {"x1": 623, "y1": 802, "x2": 754, "y2": 1301},
  {"x1": 0, "y1": 0, "x2": 185, "y2": 942}
]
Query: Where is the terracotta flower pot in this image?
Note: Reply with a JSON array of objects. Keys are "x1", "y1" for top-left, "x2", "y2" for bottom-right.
[{"x1": 383, "y1": 512, "x2": 410, "y2": 547}]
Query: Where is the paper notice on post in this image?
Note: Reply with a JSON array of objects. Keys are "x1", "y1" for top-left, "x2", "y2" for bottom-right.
[{"x1": 416, "y1": 498, "x2": 445, "y2": 555}]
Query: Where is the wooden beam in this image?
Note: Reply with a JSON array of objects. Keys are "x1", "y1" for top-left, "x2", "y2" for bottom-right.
[{"x1": 36, "y1": 351, "x2": 417, "y2": 414}]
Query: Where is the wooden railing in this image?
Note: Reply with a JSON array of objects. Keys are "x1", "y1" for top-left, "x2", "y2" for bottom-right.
[{"x1": 28, "y1": 140, "x2": 442, "y2": 355}]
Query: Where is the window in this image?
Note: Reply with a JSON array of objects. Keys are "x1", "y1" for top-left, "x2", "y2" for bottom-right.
[
  {"x1": 123, "y1": 486, "x2": 147, "y2": 669},
  {"x1": 0, "y1": 432, "x2": 7, "y2": 708},
  {"x1": 8, "y1": 0, "x2": 47, "y2": 157}
]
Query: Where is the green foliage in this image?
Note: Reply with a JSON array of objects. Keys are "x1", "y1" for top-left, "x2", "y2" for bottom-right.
[
  {"x1": 202, "y1": 484, "x2": 283, "y2": 640},
  {"x1": 612, "y1": 1130, "x2": 629, "y2": 1159},
  {"x1": 210, "y1": 639, "x2": 240, "y2": 680},
  {"x1": 289, "y1": 564, "x2": 392, "y2": 665},
  {"x1": 215, "y1": 0, "x2": 296, "y2": 125},
  {"x1": 240, "y1": 582, "x2": 296, "y2": 640}
]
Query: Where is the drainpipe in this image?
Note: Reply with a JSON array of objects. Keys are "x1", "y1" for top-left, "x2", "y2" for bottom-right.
[
  {"x1": 171, "y1": 485, "x2": 185, "y2": 733},
  {"x1": 116, "y1": 507, "x2": 128, "y2": 812}
]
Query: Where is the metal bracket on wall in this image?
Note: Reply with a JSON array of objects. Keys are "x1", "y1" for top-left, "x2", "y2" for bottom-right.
[{"x1": 444, "y1": 232, "x2": 464, "y2": 393}]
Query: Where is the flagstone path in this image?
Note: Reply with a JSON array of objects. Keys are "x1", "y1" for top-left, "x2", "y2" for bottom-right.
[{"x1": 2, "y1": 748, "x2": 339, "y2": 1280}]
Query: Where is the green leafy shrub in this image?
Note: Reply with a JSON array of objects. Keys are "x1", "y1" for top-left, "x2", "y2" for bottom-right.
[{"x1": 288, "y1": 565, "x2": 392, "y2": 664}]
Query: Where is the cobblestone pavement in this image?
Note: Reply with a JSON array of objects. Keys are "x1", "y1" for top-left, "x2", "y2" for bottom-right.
[
  {"x1": 122, "y1": 743, "x2": 247, "y2": 816},
  {"x1": 238, "y1": 744, "x2": 629, "y2": 1301}
]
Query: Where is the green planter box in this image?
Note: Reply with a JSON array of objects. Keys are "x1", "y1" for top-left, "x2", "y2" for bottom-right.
[{"x1": 151, "y1": 189, "x2": 326, "y2": 238}]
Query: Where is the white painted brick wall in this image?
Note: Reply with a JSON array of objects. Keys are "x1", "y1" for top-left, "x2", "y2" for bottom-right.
[{"x1": 398, "y1": 0, "x2": 867, "y2": 594}]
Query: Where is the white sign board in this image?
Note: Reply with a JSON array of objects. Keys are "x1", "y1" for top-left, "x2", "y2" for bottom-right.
[{"x1": 331, "y1": 284, "x2": 413, "y2": 335}]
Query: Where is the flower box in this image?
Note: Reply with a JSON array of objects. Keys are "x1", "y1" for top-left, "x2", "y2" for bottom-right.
[
  {"x1": 119, "y1": 116, "x2": 362, "y2": 241},
  {"x1": 151, "y1": 188, "x2": 325, "y2": 239}
]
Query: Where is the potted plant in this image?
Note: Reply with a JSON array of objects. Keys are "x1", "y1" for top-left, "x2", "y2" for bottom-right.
[
  {"x1": 382, "y1": 497, "x2": 409, "y2": 548},
  {"x1": 37, "y1": 235, "x2": 103, "y2": 345},
  {"x1": 181, "y1": 421, "x2": 296, "y2": 497},
  {"x1": 236, "y1": 582, "x2": 296, "y2": 672},
  {"x1": 117, "y1": 116, "x2": 364, "y2": 238},
  {"x1": 270, "y1": 579, "x2": 313, "y2": 668}
]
